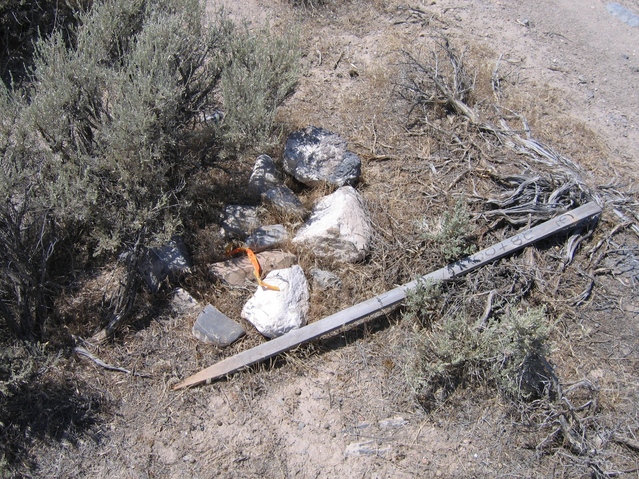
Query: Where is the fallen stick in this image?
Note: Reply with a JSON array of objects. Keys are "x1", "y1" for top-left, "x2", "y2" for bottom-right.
[
  {"x1": 174, "y1": 201, "x2": 602, "y2": 390},
  {"x1": 75, "y1": 346, "x2": 134, "y2": 375}
]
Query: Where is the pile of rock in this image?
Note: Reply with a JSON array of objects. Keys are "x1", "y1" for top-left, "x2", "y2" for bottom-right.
[{"x1": 170, "y1": 126, "x2": 373, "y2": 346}]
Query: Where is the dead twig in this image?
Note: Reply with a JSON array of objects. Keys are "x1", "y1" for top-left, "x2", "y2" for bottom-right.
[
  {"x1": 612, "y1": 208, "x2": 639, "y2": 238},
  {"x1": 611, "y1": 433, "x2": 639, "y2": 452},
  {"x1": 491, "y1": 53, "x2": 504, "y2": 100},
  {"x1": 475, "y1": 290, "x2": 496, "y2": 331},
  {"x1": 75, "y1": 346, "x2": 148, "y2": 377}
]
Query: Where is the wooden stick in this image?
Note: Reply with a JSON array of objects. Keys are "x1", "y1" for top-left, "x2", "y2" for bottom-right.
[{"x1": 173, "y1": 201, "x2": 602, "y2": 390}]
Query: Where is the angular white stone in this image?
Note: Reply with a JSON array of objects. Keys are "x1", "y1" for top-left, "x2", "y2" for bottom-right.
[
  {"x1": 292, "y1": 186, "x2": 372, "y2": 263},
  {"x1": 241, "y1": 265, "x2": 309, "y2": 338}
]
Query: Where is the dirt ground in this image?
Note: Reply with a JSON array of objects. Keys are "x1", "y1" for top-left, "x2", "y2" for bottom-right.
[{"x1": 5, "y1": 0, "x2": 639, "y2": 478}]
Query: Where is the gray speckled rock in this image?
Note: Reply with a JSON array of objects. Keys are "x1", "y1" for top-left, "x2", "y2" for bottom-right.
[
  {"x1": 171, "y1": 288, "x2": 199, "y2": 314},
  {"x1": 192, "y1": 304, "x2": 245, "y2": 347},
  {"x1": 248, "y1": 154, "x2": 282, "y2": 195},
  {"x1": 140, "y1": 237, "x2": 192, "y2": 293},
  {"x1": 245, "y1": 225, "x2": 289, "y2": 253},
  {"x1": 283, "y1": 126, "x2": 361, "y2": 187},
  {"x1": 262, "y1": 185, "x2": 307, "y2": 218},
  {"x1": 220, "y1": 205, "x2": 261, "y2": 238},
  {"x1": 309, "y1": 268, "x2": 342, "y2": 290},
  {"x1": 248, "y1": 154, "x2": 306, "y2": 217}
]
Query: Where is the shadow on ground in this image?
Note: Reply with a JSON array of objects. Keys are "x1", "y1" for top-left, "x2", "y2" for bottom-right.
[{"x1": 0, "y1": 375, "x2": 111, "y2": 475}]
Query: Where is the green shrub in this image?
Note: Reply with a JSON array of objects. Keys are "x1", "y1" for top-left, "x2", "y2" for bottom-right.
[
  {"x1": 218, "y1": 23, "x2": 299, "y2": 151},
  {"x1": 0, "y1": 0, "x2": 299, "y2": 339},
  {"x1": 404, "y1": 278, "x2": 442, "y2": 329},
  {"x1": 405, "y1": 305, "x2": 554, "y2": 407},
  {"x1": 420, "y1": 198, "x2": 476, "y2": 262}
]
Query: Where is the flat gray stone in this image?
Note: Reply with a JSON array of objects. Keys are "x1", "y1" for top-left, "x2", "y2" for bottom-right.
[
  {"x1": 192, "y1": 304, "x2": 245, "y2": 347},
  {"x1": 263, "y1": 186, "x2": 307, "y2": 218},
  {"x1": 245, "y1": 225, "x2": 289, "y2": 253}
]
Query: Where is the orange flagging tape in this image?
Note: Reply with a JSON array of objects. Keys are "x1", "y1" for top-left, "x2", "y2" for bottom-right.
[{"x1": 226, "y1": 246, "x2": 280, "y2": 291}]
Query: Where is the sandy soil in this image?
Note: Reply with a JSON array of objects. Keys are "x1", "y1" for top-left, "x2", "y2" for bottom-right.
[
  {"x1": 8, "y1": 1, "x2": 639, "y2": 478},
  {"x1": 445, "y1": 0, "x2": 639, "y2": 172}
]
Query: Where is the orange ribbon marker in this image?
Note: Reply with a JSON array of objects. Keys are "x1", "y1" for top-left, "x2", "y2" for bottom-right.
[{"x1": 226, "y1": 246, "x2": 280, "y2": 291}]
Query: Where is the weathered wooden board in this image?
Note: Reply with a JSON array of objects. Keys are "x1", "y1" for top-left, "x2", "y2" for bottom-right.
[{"x1": 173, "y1": 201, "x2": 602, "y2": 390}]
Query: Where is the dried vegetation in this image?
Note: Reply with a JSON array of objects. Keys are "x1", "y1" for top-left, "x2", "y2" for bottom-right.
[{"x1": 1, "y1": 0, "x2": 639, "y2": 478}]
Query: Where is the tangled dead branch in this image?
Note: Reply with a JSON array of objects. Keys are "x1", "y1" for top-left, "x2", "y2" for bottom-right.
[
  {"x1": 400, "y1": 38, "x2": 478, "y2": 123},
  {"x1": 481, "y1": 174, "x2": 589, "y2": 225},
  {"x1": 399, "y1": 38, "x2": 602, "y2": 210}
]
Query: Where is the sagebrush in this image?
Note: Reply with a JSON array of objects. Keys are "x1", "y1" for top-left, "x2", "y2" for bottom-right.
[
  {"x1": 419, "y1": 198, "x2": 476, "y2": 262},
  {"x1": 404, "y1": 303, "x2": 555, "y2": 408},
  {"x1": 0, "y1": 0, "x2": 299, "y2": 339}
]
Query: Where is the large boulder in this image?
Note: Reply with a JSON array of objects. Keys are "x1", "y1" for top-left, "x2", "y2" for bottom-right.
[
  {"x1": 293, "y1": 186, "x2": 372, "y2": 263},
  {"x1": 283, "y1": 126, "x2": 361, "y2": 187},
  {"x1": 241, "y1": 265, "x2": 309, "y2": 338}
]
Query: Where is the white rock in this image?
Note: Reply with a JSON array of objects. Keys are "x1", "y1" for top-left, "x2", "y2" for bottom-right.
[
  {"x1": 292, "y1": 186, "x2": 372, "y2": 263},
  {"x1": 241, "y1": 265, "x2": 309, "y2": 338}
]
